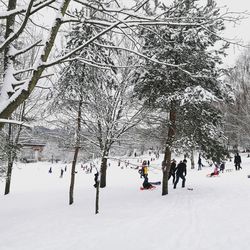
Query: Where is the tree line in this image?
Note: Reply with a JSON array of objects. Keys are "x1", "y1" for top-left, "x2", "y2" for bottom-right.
[{"x1": 0, "y1": 0, "x2": 248, "y2": 210}]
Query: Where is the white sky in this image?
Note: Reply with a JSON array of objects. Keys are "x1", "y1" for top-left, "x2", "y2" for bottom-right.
[
  {"x1": 215, "y1": 0, "x2": 250, "y2": 65},
  {"x1": 119, "y1": 0, "x2": 250, "y2": 66},
  {"x1": 41, "y1": 0, "x2": 250, "y2": 66}
]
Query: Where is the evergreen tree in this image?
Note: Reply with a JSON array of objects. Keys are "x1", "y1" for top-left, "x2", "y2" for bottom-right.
[{"x1": 134, "y1": 0, "x2": 229, "y2": 195}]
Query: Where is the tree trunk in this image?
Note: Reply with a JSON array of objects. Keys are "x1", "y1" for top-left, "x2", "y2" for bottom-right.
[
  {"x1": 4, "y1": 123, "x2": 13, "y2": 195},
  {"x1": 95, "y1": 177, "x2": 100, "y2": 214},
  {"x1": 69, "y1": 146, "x2": 80, "y2": 205},
  {"x1": 162, "y1": 146, "x2": 172, "y2": 196},
  {"x1": 162, "y1": 102, "x2": 176, "y2": 196},
  {"x1": 4, "y1": 161, "x2": 13, "y2": 195},
  {"x1": 0, "y1": 0, "x2": 71, "y2": 127},
  {"x1": 4, "y1": 104, "x2": 25, "y2": 195},
  {"x1": 4, "y1": 0, "x2": 17, "y2": 69},
  {"x1": 69, "y1": 95, "x2": 82, "y2": 205},
  {"x1": 190, "y1": 150, "x2": 195, "y2": 169},
  {"x1": 100, "y1": 156, "x2": 108, "y2": 188}
]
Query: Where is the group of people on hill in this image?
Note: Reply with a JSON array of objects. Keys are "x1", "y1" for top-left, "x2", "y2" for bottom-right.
[
  {"x1": 167, "y1": 159, "x2": 187, "y2": 189},
  {"x1": 198, "y1": 152, "x2": 242, "y2": 176}
]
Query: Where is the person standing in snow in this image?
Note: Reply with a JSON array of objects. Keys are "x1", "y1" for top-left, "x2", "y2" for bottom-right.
[
  {"x1": 173, "y1": 159, "x2": 187, "y2": 189},
  {"x1": 168, "y1": 159, "x2": 177, "y2": 184},
  {"x1": 220, "y1": 162, "x2": 225, "y2": 173},
  {"x1": 60, "y1": 168, "x2": 64, "y2": 178},
  {"x1": 234, "y1": 153, "x2": 242, "y2": 170},
  {"x1": 198, "y1": 154, "x2": 203, "y2": 170}
]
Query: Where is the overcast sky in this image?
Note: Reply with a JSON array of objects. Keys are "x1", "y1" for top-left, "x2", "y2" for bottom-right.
[
  {"x1": 120, "y1": 0, "x2": 250, "y2": 65},
  {"x1": 42, "y1": 0, "x2": 250, "y2": 66},
  {"x1": 214, "y1": 0, "x2": 250, "y2": 65}
]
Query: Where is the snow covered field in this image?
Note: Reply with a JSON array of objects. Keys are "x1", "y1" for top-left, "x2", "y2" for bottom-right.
[{"x1": 1, "y1": 154, "x2": 250, "y2": 250}]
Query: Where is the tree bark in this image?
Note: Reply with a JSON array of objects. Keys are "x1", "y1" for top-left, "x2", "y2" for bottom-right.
[
  {"x1": 69, "y1": 145, "x2": 80, "y2": 205},
  {"x1": 100, "y1": 155, "x2": 108, "y2": 188},
  {"x1": 95, "y1": 177, "x2": 100, "y2": 214},
  {"x1": 190, "y1": 150, "x2": 195, "y2": 169},
  {"x1": 162, "y1": 102, "x2": 176, "y2": 196},
  {"x1": 4, "y1": 103, "x2": 25, "y2": 195},
  {"x1": 4, "y1": 123, "x2": 13, "y2": 195},
  {"x1": 4, "y1": 0, "x2": 17, "y2": 69},
  {"x1": 0, "y1": 0, "x2": 71, "y2": 127},
  {"x1": 69, "y1": 95, "x2": 82, "y2": 205}
]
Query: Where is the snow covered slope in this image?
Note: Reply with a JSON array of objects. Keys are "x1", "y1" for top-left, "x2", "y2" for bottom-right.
[{"x1": 1, "y1": 154, "x2": 250, "y2": 250}]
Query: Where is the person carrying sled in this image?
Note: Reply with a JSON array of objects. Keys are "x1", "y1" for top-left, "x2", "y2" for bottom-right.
[
  {"x1": 168, "y1": 159, "x2": 177, "y2": 184},
  {"x1": 173, "y1": 159, "x2": 187, "y2": 189},
  {"x1": 234, "y1": 153, "x2": 242, "y2": 170}
]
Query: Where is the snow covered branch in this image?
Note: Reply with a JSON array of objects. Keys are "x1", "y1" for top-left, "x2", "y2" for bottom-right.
[
  {"x1": 0, "y1": 118, "x2": 33, "y2": 128},
  {"x1": 0, "y1": 0, "x2": 35, "y2": 53}
]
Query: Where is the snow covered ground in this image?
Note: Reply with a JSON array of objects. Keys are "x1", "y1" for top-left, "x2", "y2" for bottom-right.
[{"x1": 1, "y1": 153, "x2": 250, "y2": 250}]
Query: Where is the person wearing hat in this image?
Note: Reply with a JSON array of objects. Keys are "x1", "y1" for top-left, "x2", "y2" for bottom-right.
[
  {"x1": 168, "y1": 159, "x2": 177, "y2": 184},
  {"x1": 173, "y1": 159, "x2": 187, "y2": 189},
  {"x1": 139, "y1": 160, "x2": 148, "y2": 178}
]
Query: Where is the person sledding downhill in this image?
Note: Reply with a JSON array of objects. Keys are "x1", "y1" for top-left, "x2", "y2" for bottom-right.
[{"x1": 207, "y1": 163, "x2": 220, "y2": 177}]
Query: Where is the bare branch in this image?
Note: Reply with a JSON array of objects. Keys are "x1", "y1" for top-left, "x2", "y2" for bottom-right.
[{"x1": 0, "y1": 0, "x2": 35, "y2": 53}]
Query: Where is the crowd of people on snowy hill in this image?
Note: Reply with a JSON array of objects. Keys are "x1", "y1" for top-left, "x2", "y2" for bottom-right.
[
  {"x1": 197, "y1": 152, "x2": 242, "y2": 176},
  {"x1": 46, "y1": 148, "x2": 243, "y2": 190},
  {"x1": 137, "y1": 151, "x2": 243, "y2": 189}
]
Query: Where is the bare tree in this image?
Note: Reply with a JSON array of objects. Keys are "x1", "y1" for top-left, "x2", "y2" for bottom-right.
[
  {"x1": 223, "y1": 47, "x2": 250, "y2": 150},
  {"x1": 0, "y1": 0, "x2": 242, "y2": 128}
]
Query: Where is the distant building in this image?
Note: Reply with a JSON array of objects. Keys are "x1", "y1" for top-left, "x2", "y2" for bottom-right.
[{"x1": 18, "y1": 139, "x2": 46, "y2": 162}]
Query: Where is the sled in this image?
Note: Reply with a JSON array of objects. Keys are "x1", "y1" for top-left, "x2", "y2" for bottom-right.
[
  {"x1": 149, "y1": 181, "x2": 161, "y2": 185},
  {"x1": 206, "y1": 173, "x2": 219, "y2": 177},
  {"x1": 140, "y1": 186, "x2": 156, "y2": 191}
]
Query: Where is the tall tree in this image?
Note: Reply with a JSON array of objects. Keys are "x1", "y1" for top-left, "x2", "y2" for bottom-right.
[
  {"x1": 134, "y1": 0, "x2": 230, "y2": 195},
  {"x1": 222, "y1": 47, "x2": 250, "y2": 150},
  {"x1": 0, "y1": 0, "x2": 241, "y2": 128}
]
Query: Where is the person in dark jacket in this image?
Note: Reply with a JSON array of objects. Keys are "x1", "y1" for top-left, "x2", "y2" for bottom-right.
[
  {"x1": 198, "y1": 154, "x2": 202, "y2": 170},
  {"x1": 220, "y1": 162, "x2": 225, "y2": 173},
  {"x1": 173, "y1": 159, "x2": 187, "y2": 189},
  {"x1": 234, "y1": 153, "x2": 242, "y2": 170},
  {"x1": 142, "y1": 176, "x2": 153, "y2": 189},
  {"x1": 168, "y1": 159, "x2": 177, "y2": 184}
]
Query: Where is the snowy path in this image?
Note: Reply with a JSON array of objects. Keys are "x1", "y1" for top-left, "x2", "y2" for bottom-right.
[{"x1": 1, "y1": 155, "x2": 250, "y2": 250}]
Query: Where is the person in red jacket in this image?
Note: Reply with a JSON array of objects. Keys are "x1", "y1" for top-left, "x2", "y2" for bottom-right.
[{"x1": 208, "y1": 163, "x2": 219, "y2": 177}]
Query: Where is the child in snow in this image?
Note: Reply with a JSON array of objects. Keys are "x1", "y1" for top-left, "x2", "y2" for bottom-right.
[
  {"x1": 220, "y1": 162, "x2": 225, "y2": 173},
  {"x1": 168, "y1": 159, "x2": 177, "y2": 184},
  {"x1": 208, "y1": 163, "x2": 219, "y2": 177},
  {"x1": 138, "y1": 160, "x2": 148, "y2": 178}
]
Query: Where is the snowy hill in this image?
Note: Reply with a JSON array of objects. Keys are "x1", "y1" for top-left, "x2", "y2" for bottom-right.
[{"x1": 1, "y1": 154, "x2": 250, "y2": 250}]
